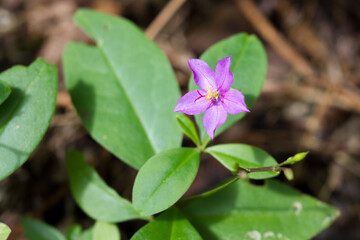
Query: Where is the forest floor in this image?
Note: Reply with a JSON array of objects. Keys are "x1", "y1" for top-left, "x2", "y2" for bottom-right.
[{"x1": 0, "y1": 0, "x2": 359, "y2": 239}]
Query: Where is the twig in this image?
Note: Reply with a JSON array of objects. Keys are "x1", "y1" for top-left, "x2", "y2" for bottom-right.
[
  {"x1": 298, "y1": 79, "x2": 333, "y2": 150},
  {"x1": 263, "y1": 79, "x2": 360, "y2": 113},
  {"x1": 56, "y1": 92, "x2": 73, "y2": 109},
  {"x1": 299, "y1": 56, "x2": 348, "y2": 150},
  {"x1": 235, "y1": 0, "x2": 315, "y2": 76},
  {"x1": 145, "y1": 0, "x2": 187, "y2": 40}
]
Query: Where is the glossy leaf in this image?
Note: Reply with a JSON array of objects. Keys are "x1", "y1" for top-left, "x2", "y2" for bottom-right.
[
  {"x1": 93, "y1": 221, "x2": 120, "y2": 240},
  {"x1": 182, "y1": 180, "x2": 339, "y2": 240},
  {"x1": 176, "y1": 114, "x2": 200, "y2": 145},
  {"x1": 0, "y1": 58, "x2": 58, "y2": 180},
  {"x1": 206, "y1": 144, "x2": 279, "y2": 179},
  {"x1": 63, "y1": 9, "x2": 182, "y2": 169},
  {"x1": 188, "y1": 33, "x2": 267, "y2": 140},
  {"x1": 66, "y1": 150, "x2": 144, "y2": 222},
  {"x1": 131, "y1": 207, "x2": 202, "y2": 240},
  {"x1": 133, "y1": 148, "x2": 200, "y2": 216},
  {"x1": 0, "y1": 222, "x2": 11, "y2": 240},
  {"x1": 0, "y1": 80, "x2": 11, "y2": 105},
  {"x1": 21, "y1": 217, "x2": 65, "y2": 240}
]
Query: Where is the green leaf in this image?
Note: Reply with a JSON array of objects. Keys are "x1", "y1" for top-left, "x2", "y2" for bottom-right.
[
  {"x1": 0, "y1": 58, "x2": 58, "y2": 180},
  {"x1": 0, "y1": 80, "x2": 11, "y2": 105},
  {"x1": 131, "y1": 207, "x2": 202, "y2": 240},
  {"x1": 182, "y1": 180, "x2": 339, "y2": 240},
  {"x1": 0, "y1": 222, "x2": 11, "y2": 240},
  {"x1": 66, "y1": 224, "x2": 82, "y2": 240},
  {"x1": 80, "y1": 227, "x2": 93, "y2": 240},
  {"x1": 133, "y1": 148, "x2": 200, "y2": 216},
  {"x1": 93, "y1": 221, "x2": 120, "y2": 240},
  {"x1": 176, "y1": 114, "x2": 200, "y2": 145},
  {"x1": 63, "y1": 9, "x2": 182, "y2": 169},
  {"x1": 66, "y1": 150, "x2": 144, "y2": 222},
  {"x1": 67, "y1": 224, "x2": 94, "y2": 240},
  {"x1": 189, "y1": 33, "x2": 267, "y2": 140},
  {"x1": 180, "y1": 177, "x2": 239, "y2": 206},
  {"x1": 21, "y1": 217, "x2": 65, "y2": 240},
  {"x1": 206, "y1": 144, "x2": 279, "y2": 179}
]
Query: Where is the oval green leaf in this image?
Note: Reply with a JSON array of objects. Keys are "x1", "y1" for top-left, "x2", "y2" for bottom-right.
[
  {"x1": 66, "y1": 150, "x2": 145, "y2": 222},
  {"x1": 188, "y1": 33, "x2": 267, "y2": 140},
  {"x1": 131, "y1": 207, "x2": 202, "y2": 240},
  {"x1": 63, "y1": 9, "x2": 182, "y2": 169},
  {"x1": 21, "y1": 217, "x2": 65, "y2": 240},
  {"x1": 0, "y1": 58, "x2": 58, "y2": 180},
  {"x1": 133, "y1": 148, "x2": 200, "y2": 216},
  {"x1": 93, "y1": 221, "x2": 120, "y2": 240},
  {"x1": 206, "y1": 144, "x2": 279, "y2": 179},
  {"x1": 182, "y1": 180, "x2": 339, "y2": 240},
  {"x1": 0, "y1": 80, "x2": 11, "y2": 106},
  {"x1": 0, "y1": 222, "x2": 11, "y2": 240}
]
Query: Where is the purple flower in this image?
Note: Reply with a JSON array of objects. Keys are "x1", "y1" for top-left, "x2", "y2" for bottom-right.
[{"x1": 174, "y1": 56, "x2": 249, "y2": 139}]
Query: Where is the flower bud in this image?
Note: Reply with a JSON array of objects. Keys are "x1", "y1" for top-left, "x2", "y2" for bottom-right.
[
  {"x1": 283, "y1": 168, "x2": 294, "y2": 181},
  {"x1": 285, "y1": 152, "x2": 309, "y2": 165}
]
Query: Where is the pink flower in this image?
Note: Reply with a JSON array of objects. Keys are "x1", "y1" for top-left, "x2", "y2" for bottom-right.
[{"x1": 174, "y1": 56, "x2": 249, "y2": 139}]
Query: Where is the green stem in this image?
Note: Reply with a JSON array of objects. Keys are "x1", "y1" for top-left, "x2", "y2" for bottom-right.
[
  {"x1": 238, "y1": 158, "x2": 295, "y2": 174},
  {"x1": 236, "y1": 153, "x2": 308, "y2": 176},
  {"x1": 241, "y1": 166, "x2": 285, "y2": 173},
  {"x1": 243, "y1": 166, "x2": 276, "y2": 173},
  {"x1": 177, "y1": 177, "x2": 239, "y2": 207},
  {"x1": 197, "y1": 135, "x2": 211, "y2": 152}
]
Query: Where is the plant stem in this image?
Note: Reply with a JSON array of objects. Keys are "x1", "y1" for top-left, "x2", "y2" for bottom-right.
[
  {"x1": 242, "y1": 166, "x2": 277, "y2": 173},
  {"x1": 239, "y1": 165, "x2": 287, "y2": 174},
  {"x1": 198, "y1": 135, "x2": 211, "y2": 151}
]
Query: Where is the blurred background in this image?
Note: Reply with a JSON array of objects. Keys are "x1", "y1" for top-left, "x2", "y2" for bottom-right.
[{"x1": 0, "y1": 0, "x2": 359, "y2": 239}]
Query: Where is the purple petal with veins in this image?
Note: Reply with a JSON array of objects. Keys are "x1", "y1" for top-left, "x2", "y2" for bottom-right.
[
  {"x1": 174, "y1": 90, "x2": 210, "y2": 115},
  {"x1": 203, "y1": 103, "x2": 227, "y2": 139},
  {"x1": 222, "y1": 90, "x2": 249, "y2": 115},
  {"x1": 215, "y1": 56, "x2": 233, "y2": 91},
  {"x1": 188, "y1": 59, "x2": 216, "y2": 90}
]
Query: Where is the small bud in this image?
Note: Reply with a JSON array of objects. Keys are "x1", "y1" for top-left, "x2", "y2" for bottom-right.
[
  {"x1": 293, "y1": 152, "x2": 309, "y2": 162},
  {"x1": 285, "y1": 152, "x2": 309, "y2": 165},
  {"x1": 238, "y1": 170, "x2": 249, "y2": 181},
  {"x1": 283, "y1": 168, "x2": 294, "y2": 181},
  {"x1": 231, "y1": 163, "x2": 240, "y2": 175}
]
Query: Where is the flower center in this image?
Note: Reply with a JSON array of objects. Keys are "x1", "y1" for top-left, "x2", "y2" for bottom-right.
[{"x1": 205, "y1": 87, "x2": 220, "y2": 102}]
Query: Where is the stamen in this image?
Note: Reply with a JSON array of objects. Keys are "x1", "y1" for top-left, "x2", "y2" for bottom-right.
[{"x1": 204, "y1": 86, "x2": 220, "y2": 102}]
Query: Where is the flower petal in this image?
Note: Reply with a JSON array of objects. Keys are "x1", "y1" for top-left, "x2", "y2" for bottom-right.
[
  {"x1": 203, "y1": 103, "x2": 227, "y2": 139},
  {"x1": 188, "y1": 59, "x2": 216, "y2": 90},
  {"x1": 215, "y1": 56, "x2": 233, "y2": 91},
  {"x1": 222, "y1": 90, "x2": 250, "y2": 115},
  {"x1": 174, "y1": 90, "x2": 211, "y2": 115}
]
